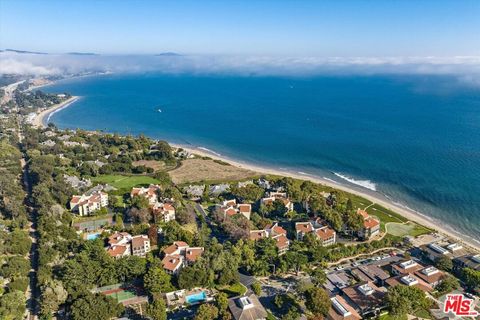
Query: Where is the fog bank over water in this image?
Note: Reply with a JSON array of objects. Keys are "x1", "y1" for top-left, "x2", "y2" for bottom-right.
[{"x1": 1, "y1": 51, "x2": 480, "y2": 81}]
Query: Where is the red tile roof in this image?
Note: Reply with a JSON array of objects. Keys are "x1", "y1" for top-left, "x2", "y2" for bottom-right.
[
  {"x1": 316, "y1": 227, "x2": 336, "y2": 241},
  {"x1": 162, "y1": 254, "x2": 183, "y2": 272},
  {"x1": 295, "y1": 222, "x2": 313, "y2": 233},
  {"x1": 186, "y1": 247, "x2": 204, "y2": 263}
]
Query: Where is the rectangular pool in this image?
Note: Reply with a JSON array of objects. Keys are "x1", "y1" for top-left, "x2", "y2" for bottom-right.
[
  {"x1": 185, "y1": 291, "x2": 207, "y2": 304},
  {"x1": 86, "y1": 233, "x2": 101, "y2": 240}
]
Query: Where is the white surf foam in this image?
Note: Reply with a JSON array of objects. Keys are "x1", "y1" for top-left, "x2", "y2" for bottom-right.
[
  {"x1": 46, "y1": 98, "x2": 79, "y2": 123},
  {"x1": 197, "y1": 147, "x2": 222, "y2": 157},
  {"x1": 333, "y1": 172, "x2": 377, "y2": 191}
]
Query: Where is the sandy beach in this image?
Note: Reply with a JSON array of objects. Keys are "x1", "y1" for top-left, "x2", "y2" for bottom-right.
[
  {"x1": 173, "y1": 143, "x2": 480, "y2": 252},
  {"x1": 32, "y1": 96, "x2": 79, "y2": 128}
]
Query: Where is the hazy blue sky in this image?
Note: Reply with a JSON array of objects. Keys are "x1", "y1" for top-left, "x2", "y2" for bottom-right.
[{"x1": 1, "y1": 0, "x2": 479, "y2": 56}]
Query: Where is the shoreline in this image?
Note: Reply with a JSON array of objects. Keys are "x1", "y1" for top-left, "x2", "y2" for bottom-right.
[
  {"x1": 172, "y1": 143, "x2": 480, "y2": 252},
  {"x1": 32, "y1": 96, "x2": 79, "y2": 128}
]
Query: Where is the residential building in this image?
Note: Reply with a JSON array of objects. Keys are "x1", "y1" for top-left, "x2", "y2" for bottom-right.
[
  {"x1": 295, "y1": 221, "x2": 336, "y2": 246},
  {"x1": 327, "y1": 295, "x2": 362, "y2": 320},
  {"x1": 315, "y1": 226, "x2": 337, "y2": 246},
  {"x1": 162, "y1": 241, "x2": 204, "y2": 274},
  {"x1": 131, "y1": 235, "x2": 151, "y2": 257},
  {"x1": 260, "y1": 192, "x2": 294, "y2": 212},
  {"x1": 228, "y1": 294, "x2": 268, "y2": 320},
  {"x1": 131, "y1": 184, "x2": 161, "y2": 205},
  {"x1": 249, "y1": 222, "x2": 290, "y2": 254},
  {"x1": 391, "y1": 259, "x2": 424, "y2": 276},
  {"x1": 414, "y1": 266, "x2": 445, "y2": 288},
  {"x1": 385, "y1": 274, "x2": 433, "y2": 292},
  {"x1": 356, "y1": 209, "x2": 380, "y2": 240},
  {"x1": 342, "y1": 282, "x2": 387, "y2": 317},
  {"x1": 69, "y1": 191, "x2": 108, "y2": 216},
  {"x1": 453, "y1": 254, "x2": 480, "y2": 271},
  {"x1": 152, "y1": 202, "x2": 176, "y2": 222},
  {"x1": 217, "y1": 199, "x2": 252, "y2": 220},
  {"x1": 350, "y1": 264, "x2": 390, "y2": 286}
]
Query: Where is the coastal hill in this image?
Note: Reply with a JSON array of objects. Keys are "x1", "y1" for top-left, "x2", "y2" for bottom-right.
[
  {"x1": 4, "y1": 48, "x2": 48, "y2": 55},
  {"x1": 155, "y1": 52, "x2": 182, "y2": 57}
]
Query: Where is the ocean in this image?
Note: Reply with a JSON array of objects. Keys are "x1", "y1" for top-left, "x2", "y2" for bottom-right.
[{"x1": 44, "y1": 73, "x2": 480, "y2": 241}]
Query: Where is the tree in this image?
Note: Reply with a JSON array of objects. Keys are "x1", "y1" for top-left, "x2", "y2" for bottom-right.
[
  {"x1": 387, "y1": 285, "x2": 428, "y2": 319},
  {"x1": 70, "y1": 293, "x2": 123, "y2": 320},
  {"x1": 216, "y1": 292, "x2": 229, "y2": 314},
  {"x1": 146, "y1": 294, "x2": 167, "y2": 320},
  {"x1": 0, "y1": 290, "x2": 26, "y2": 320},
  {"x1": 195, "y1": 303, "x2": 219, "y2": 320},
  {"x1": 304, "y1": 287, "x2": 331, "y2": 317},
  {"x1": 435, "y1": 256, "x2": 453, "y2": 272},
  {"x1": 436, "y1": 275, "x2": 459, "y2": 294},
  {"x1": 143, "y1": 266, "x2": 174, "y2": 294},
  {"x1": 251, "y1": 281, "x2": 262, "y2": 296},
  {"x1": 461, "y1": 268, "x2": 480, "y2": 291},
  {"x1": 310, "y1": 268, "x2": 327, "y2": 287},
  {"x1": 128, "y1": 207, "x2": 151, "y2": 223},
  {"x1": 148, "y1": 225, "x2": 159, "y2": 245},
  {"x1": 282, "y1": 307, "x2": 300, "y2": 320}
]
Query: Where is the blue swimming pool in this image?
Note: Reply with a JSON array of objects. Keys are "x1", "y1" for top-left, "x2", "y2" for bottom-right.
[
  {"x1": 86, "y1": 233, "x2": 101, "y2": 240},
  {"x1": 185, "y1": 291, "x2": 207, "y2": 304}
]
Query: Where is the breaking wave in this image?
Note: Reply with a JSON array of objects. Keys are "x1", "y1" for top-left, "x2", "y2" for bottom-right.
[{"x1": 333, "y1": 172, "x2": 377, "y2": 191}]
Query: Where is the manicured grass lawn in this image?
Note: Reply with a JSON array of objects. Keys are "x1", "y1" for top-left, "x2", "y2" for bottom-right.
[
  {"x1": 409, "y1": 224, "x2": 433, "y2": 237},
  {"x1": 386, "y1": 221, "x2": 432, "y2": 237},
  {"x1": 92, "y1": 174, "x2": 161, "y2": 190},
  {"x1": 218, "y1": 282, "x2": 247, "y2": 297}
]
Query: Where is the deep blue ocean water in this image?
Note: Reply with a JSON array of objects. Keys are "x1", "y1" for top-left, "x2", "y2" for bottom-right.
[{"x1": 44, "y1": 73, "x2": 480, "y2": 241}]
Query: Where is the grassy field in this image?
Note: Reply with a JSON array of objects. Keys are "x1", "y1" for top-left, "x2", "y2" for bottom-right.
[
  {"x1": 92, "y1": 174, "x2": 161, "y2": 190},
  {"x1": 169, "y1": 158, "x2": 257, "y2": 184},
  {"x1": 386, "y1": 222, "x2": 432, "y2": 237}
]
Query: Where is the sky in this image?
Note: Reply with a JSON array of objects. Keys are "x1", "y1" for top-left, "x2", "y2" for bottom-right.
[{"x1": 1, "y1": 0, "x2": 479, "y2": 57}]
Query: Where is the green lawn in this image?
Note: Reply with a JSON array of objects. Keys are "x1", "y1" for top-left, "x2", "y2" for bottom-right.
[
  {"x1": 218, "y1": 282, "x2": 247, "y2": 297},
  {"x1": 92, "y1": 174, "x2": 161, "y2": 190},
  {"x1": 386, "y1": 222, "x2": 432, "y2": 237}
]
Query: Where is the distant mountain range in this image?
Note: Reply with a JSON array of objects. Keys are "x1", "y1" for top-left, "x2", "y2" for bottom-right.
[
  {"x1": 155, "y1": 52, "x2": 182, "y2": 57},
  {"x1": 3, "y1": 49, "x2": 48, "y2": 55},
  {"x1": 67, "y1": 52, "x2": 99, "y2": 56}
]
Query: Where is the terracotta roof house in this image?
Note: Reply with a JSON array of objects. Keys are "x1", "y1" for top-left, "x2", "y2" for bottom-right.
[
  {"x1": 249, "y1": 230, "x2": 268, "y2": 241},
  {"x1": 228, "y1": 294, "x2": 268, "y2": 320},
  {"x1": 315, "y1": 226, "x2": 336, "y2": 246},
  {"x1": 217, "y1": 200, "x2": 252, "y2": 220},
  {"x1": 356, "y1": 209, "x2": 380, "y2": 240},
  {"x1": 272, "y1": 234, "x2": 290, "y2": 255},
  {"x1": 107, "y1": 245, "x2": 131, "y2": 259},
  {"x1": 163, "y1": 241, "x2": 190, "y2": 256},
  {"x1": 260, "y1": 192, "x2": 294, "y2": 212},
  {"x1": 105, "y1": 232, "x2": 134, "y2": 259},
  {"x1": 162, "y1": 242, "x2": 204, "y2": 274},
  {"x1": 342, "y1": 282, "x2": 387, "y2": 317},
  {"x1": 295, "y1": 221, "x2": 337, "y2": 246},
  {"x1": 327, "y1": 295, "x2": 362, "y2": 320},
  {"x1": 130, "y1": 184, "x2": 161, "y2": 206},
  {"x1": 249, "y1": 222, "x2": 290, "y2": 254},
  {"x1": 295, "y1": 222, "x2": 314, "y2": 240},
  {"x1": 131, "y1": 235, "x2": 151, "y2": 257},
  {"x1": 69, "y1": 191, "x2": 108, "y2": 216},
  {"x1": 152, "y1": 202, "x2": 176, "y2": 223},
  {"x1": 385, "y1": 274, "x2": 433, "y2": 292},
  {"x1": 162, "y1": 254, "x2": 184, "y2": 275},
  {"x1": 185, "y1": 247, "x2": 205, "y2": 264}
]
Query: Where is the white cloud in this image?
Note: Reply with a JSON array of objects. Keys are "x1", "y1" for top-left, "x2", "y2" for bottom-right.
[{"x1": 1, "y1": 51, "x2": 480, "y2": 77}]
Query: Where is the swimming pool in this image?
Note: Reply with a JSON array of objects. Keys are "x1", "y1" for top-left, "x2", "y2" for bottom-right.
[
  {"x1": 86, "y1": 233, "x2": 101, "y2": 240},
  {"x1": 185, "y1": 291, "x2": 207, "y2": 304}
]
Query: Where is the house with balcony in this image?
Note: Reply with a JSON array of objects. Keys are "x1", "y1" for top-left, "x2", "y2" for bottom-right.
[{"x1": 69, "y1": 191, "x2": 108, "y2": 216}]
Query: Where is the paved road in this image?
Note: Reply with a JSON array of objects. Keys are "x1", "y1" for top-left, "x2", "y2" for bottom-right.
[{"x1": 21, "y1": 155, "x2": 40, "y2": 320}]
